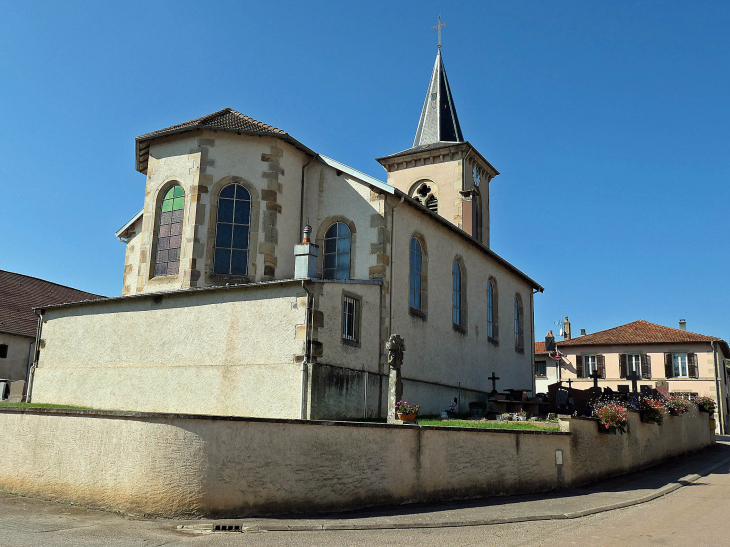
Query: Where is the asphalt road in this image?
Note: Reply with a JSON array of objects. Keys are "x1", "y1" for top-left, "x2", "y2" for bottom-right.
[{"x1": 1, "y1": 454, "x2": 728, "y2": 546}]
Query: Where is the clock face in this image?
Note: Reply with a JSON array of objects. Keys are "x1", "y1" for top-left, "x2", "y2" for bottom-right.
[{"x1": 473, "y1": 166, "x2": 481, "y2": 187}]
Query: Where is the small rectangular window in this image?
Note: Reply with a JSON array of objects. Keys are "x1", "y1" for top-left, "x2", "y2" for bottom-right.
[
  {"x1": 535, "y1": 360, "x2": 547, "y2": 377},
  {"x1": 584, "y1": 355, "x2": 598, "y2": 376},
  {"x1": 0, "y1": 344, "x2": 7, "y2": 358},
  {"x1": 342, "y1": 295, "x2": 360, "y2": 345}
]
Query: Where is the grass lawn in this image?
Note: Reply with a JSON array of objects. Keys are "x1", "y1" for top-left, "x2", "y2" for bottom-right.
[{"x1": 0, "y1": 402, "x2": 91, "y2": 409}]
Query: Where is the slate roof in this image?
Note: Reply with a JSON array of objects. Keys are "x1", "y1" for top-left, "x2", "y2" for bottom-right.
[
  {"x1": 135, "y1": 108, "x2": 314, "y2": 174},
  {"x1": 0, "y1": 271, "x2": 104, "y2": 338},
  {"x1": 556, "y1": 320, "x2": 730, "y2": 357}
]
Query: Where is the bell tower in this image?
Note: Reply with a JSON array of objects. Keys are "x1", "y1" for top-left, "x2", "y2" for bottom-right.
[{"x1": 376, "y1": 26, "x2": 498, "y2": 247}]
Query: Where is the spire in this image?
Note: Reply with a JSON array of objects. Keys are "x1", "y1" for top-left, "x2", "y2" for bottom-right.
[{"x1": 413, "y1": 50, "x2": 464, "y2": 147}]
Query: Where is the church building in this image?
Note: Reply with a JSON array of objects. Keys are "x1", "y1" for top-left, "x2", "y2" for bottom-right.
[{"x1": 29, "y1": 47, "x2": 543, "y2": 419}]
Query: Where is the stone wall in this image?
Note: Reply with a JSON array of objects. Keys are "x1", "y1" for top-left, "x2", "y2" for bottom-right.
[
  {"x1": 0, "y1": 332, "x2": 32, "y2": 382},
  {"x1": 0, "y1": 407, "x2": 713, "y2": 518}
]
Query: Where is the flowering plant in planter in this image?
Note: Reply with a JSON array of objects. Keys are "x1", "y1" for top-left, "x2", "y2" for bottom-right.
[
  {"x1": 594, "y1": 403, "x2": 628, "y2": 434},
  {"x1": 395, "y1": 401, "x2": 420, "y2": 416},
  {"x1": 695, "y1": 396, "x2": 716, "y2": 413},
  {"x1": 666, "y1": 397, "x2": 692, "y2": 415},
  {"x1": 638, "y1": 398, "x2": 665, "y2": 425}
]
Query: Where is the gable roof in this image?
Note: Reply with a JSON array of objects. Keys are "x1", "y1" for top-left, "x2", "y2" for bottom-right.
[
  {"x1": 0, "y1": 271, "x2": 104, "y2": 338},
  {"x1": 557, "y1": 319, "x2": 730, "y2": 357},
  {"x1": 535, "y1": 341, "x2": 547, "y2": 353},
  {"x1": 135, "y1": 108, "x2": 315, "y2": 174},
  {"x1": 413, "y1": 50, "x2": 464, "y2": 147}
]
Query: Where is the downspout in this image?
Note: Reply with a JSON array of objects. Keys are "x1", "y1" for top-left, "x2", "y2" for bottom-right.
[
  {"x1": 299, "y1": 154, "x2": 318, "y2": 236},
  {"x1": 711, "y1": 341, "x2": 724, "y2": 434},
  {"x1": 26, "y1": 308, "x2": 44, "y2": 403},
  {"x1": 300, "y1": 280, "x2": 312, "y2": 420}
]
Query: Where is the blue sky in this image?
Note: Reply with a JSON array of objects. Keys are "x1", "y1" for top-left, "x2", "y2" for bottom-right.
[{"x1": 1, "y1": 1, "x2": 728, "y2": 341}]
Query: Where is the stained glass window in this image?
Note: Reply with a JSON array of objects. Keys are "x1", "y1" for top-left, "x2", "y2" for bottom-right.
[
  {"x1": 323, "y1": 222, "x2": 351, "y2": 279},
  {"x1": 452, "y1": 260, "x2": 462, "y2": 326},
  {"x1": 409, "y1": 237, "x2": 423, "y2": 310},
  {"x1": 154, "y1": 185, "x2": 185, "y2": 277},
  {"x1": 214, "y1": 184, "x2": 251, "y2": 276}
]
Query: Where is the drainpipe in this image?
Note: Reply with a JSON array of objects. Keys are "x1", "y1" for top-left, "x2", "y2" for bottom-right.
[
  {"x1": 26, "y1": 308, "x2": 44, "y2": 403},
  {"x1": 711, "y1": 341, "x2": 725, "y2": 434},
  {"x1": 299, "y1": 154, "x2": 318, "y2": 237},
  {"x1": 300, "y1": 280, "x2": 312, "y2": 420}
]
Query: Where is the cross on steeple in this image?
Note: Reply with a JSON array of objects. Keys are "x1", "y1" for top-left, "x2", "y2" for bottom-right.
[
  {"x1": 432, "y1": 14, "x2": 447, "y2": 50},
  {"x1": 488, "y1": 371, "x2": 500, "y2": 392}
]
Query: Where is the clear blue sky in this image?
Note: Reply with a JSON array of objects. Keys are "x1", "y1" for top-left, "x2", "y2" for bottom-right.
[{"x1": 1, "y1": 1, "x2": 728, "y2": 341}]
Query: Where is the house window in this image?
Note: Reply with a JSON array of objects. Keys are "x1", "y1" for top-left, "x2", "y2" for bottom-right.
[
  {"x1": 584, "y1": 355, "x2": 598, "y2": 376},
  {"x1": 154, "y1": 185, "x2": 185, "y2": 277},
  {"x1": 487, "y1": 278, "x2": 498, "y2": 343},
  {"x1": 323, "y1": 222, "x2": 351, "y2": 279},
  {"x1": 452, "y1": 260, "x2": 462, "y2": 327},
  {"x1": 673, "y1": 353, "x2": 689, "y2": 377},
  {"x1": 0, "y1": 344, "x2": 7, "y2": 358},
  {"x1": 214, "y1": 183, "x2": 251, "y2": 275},
  {"x1": 342, "y1": 295, "x2": 360, "y2": 345},
  {"x1": 514, "y1": 294, "x2": 524, "y2": 351},
  {"x1": 627, "y1": 354, "x2": 641, "y2": 375},
  {"x1": 536, "y1": 360, "x2": 547, "y2": 377},
  {"x1": 409, "y1": 237, "x2": 423, "y2": 311}
]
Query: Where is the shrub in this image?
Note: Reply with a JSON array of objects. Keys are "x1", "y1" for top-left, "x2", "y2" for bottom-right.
[
  {"x1": 695, "y1": 396, "x2": 716, "y2": 413},
  {"x1": 666, "y1": 397, "x2": 692, "y2": 414},
  {"x1": 638, "y1": 398, "x2": 665, "y2": 425}
]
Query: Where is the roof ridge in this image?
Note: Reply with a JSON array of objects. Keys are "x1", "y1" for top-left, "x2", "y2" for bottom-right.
[{"x1": 0, "y1": 270, "x2": 102, "y2": 296}]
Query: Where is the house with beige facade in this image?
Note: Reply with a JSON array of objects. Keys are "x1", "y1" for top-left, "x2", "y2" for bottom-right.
[
  {"x1": 29, "y1": 48, "x2": 543, "y2": 419},
  {"x1": 550, "y1": 319, "x2": 730, "y2": 433}
]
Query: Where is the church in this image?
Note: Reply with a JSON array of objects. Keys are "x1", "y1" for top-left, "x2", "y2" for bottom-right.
[{"x1": 29, "y1": 46, "x2": 543, "y2": 419}]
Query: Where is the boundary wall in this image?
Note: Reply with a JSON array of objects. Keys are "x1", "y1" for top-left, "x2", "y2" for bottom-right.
[{"x1": 0, "y1": 408, "x2": 714, "y2": 518}]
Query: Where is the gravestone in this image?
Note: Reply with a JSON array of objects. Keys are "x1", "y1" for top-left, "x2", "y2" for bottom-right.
[
  {"x1": 488, "y1": 372, "x2": 500, "y2": 395},
  {"x1": 386, "y1": 334, "x2": 406, "y2": 424},
  {"x1": 7, "y1": 380, "x2": 26, "y2": 403}
]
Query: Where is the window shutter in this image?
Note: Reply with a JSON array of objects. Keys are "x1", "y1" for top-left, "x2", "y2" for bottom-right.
[
  {"x1": 642, "y1": 354, "x2": 652, "y2": 380},
  {"x1": 619, "y1": 354, "x2": 627, "y2": 379},
  {"x1": 688, "y1": 353, "x2": 699, "y2": 378},
  {"x1": 597, "y1": 355, "x2": 606, "y2": 378},
  {"x1": 664, "y1": 353, "x2": 673, "y2": 378},
  {"x1": 576, "y1": 355, "x2": 584, "y2": 378}
]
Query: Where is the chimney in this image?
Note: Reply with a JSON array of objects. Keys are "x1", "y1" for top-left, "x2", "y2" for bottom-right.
[
  {"x1": 580, "y1": 329, "x2": 586, "y2": 336},
  {"x1": 294, "y1": 225, "x2": 319, "y2": 279},
  {"x1": 563, "y1": 316, "x2": 571, "y2": 341},
  {"x1": 679, "y1": 319, "x2": 686, "y2": 331}
]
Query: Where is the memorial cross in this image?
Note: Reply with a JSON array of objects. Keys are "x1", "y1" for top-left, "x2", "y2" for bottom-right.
[
  {"x1": 626, "y1": 371, "x2": 641, "y2": 393},
  {"x1": 589, "y1": 370, "x2": 602, "y2": 389},
  {"x1": 488, "y1": 372, "x2": 500, "y2": 392},
  {"x1": 567, "y1": 378, "x2": 573, "y2": 388}
]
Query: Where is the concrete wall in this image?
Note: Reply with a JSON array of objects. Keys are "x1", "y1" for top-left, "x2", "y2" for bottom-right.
[
  {"x1": 0, "y1": 407, "x2": 713, "y2": 518},
  {"x1": 32, "y1": 282, "x2": 307, "y2": 418},
  {"x1": 0, "y1": 333, "x2": 32, "y2": 382}
]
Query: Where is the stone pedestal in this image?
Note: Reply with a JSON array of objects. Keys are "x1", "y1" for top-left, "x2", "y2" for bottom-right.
[{"x1": 385, "y1": 334, "x2": 405, "y2": 424}]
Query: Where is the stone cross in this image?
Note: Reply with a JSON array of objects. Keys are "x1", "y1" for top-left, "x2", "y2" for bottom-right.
[
  {"x1": 589, "y1": 370, "x2": 601, "y2": 389},
  {"x1": 432, "y1": 14, "x2": 447, "y2": 49},
  {"x1": 386, "y1": 334, "x2": 406, "y2": 424},
  {"x1": 566, "y1": 378, "x2": 573, "y2": 389},
  {"x1": 626, "y1": 371, "x2": 641, "y2": 393},
  {"x1": 488, "y1": 372, "x2": 500, "y2": 394}
]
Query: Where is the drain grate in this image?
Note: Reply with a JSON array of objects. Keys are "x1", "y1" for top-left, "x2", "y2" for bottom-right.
[{"x1": 214, "y1": 524, "x2": 242, "y2": 532}]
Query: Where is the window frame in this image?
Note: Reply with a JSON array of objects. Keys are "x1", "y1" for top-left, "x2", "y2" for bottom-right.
[
  {"x1": 584, "y1": 355, "x2": 598, "y2": 376},
  {"x1": 673, "y1": 353, "x2": 689, "y2": 378},
  {"x1": 213, "y1": 183, "x2": 252, "y2": 277},
  {"x1": 323, "y1": 221, "x2": 352, "y2": 280},
  {"x1": 409, "y1": 236, "x2": 425, "y2": 316},
  {"x1": 535, "y1": 360, "x2": 547, "y2": 378},
  {"x1": 0, "y1": 344, "x2": 7, "y2": 359},
  {"x1": 452, "y1": 259, "x2": 466, "y2": 332},
  {"x1": 487, "y1": 277, "x2": 498, "y2": 345},
  {"x1": 514, "y1": 293, "x2": 524, "y2": 352},
  {"x1": 626, "y1": 354, "x2": 642, "y2": 376},
  {"x1": 341, "y1": 291, "x2": 361, "y2": 347},
  {"x1": 152, "y1": 184, "x2": 185, "y2": 278}
]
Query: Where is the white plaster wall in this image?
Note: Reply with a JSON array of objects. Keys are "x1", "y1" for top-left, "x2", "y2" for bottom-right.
[
  {"x1": 0, "y1": 408, "x2": 712, "y2": 518},
  {"x1": 121, "y1": 218, "x2": 142, "y2": 296},
  {"x1": 32, "y1": 284, "x2": 307, "y2": 417},
  {"x1": 389, "y1": 201, "x2": 535, "y2": 395},
  {"x1": 0, "y1": 333, "x2": 33, "y2": 382}
]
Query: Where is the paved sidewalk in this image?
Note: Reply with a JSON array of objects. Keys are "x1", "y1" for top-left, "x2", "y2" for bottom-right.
[{"x1": 178, "y1": 440, "x2": 730, "y2": 533}]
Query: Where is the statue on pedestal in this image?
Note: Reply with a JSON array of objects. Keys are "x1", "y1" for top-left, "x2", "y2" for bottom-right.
[{"x1": 386, "y1": 334, "x2": 405, "y2": 424}]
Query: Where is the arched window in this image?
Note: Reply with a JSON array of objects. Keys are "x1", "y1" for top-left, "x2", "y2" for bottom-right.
[
  {"x1": 323, "y1": 222, "x2": 351, "y2": 279},
  {"x1": 487, "y1": 278, "x2": 498, "y2": 341},
  {"x1": 154, "y1": 185, "x2": 185, "y2": 277},
  {"x1": 409, "y1": 237, "x2": 423, "y2": 310},
  {"x1": 214, "y1": 183, "x2": 251, "y2": 275},
  {"x1": 411, "y1": 181, "x2": 438, "y2": 213},
  {"x1": 452, "y1": 260, "x2": 462, "y2": 326},
  {"x1": 514, "y1": 293, "x2": 524, "y2": 351}
]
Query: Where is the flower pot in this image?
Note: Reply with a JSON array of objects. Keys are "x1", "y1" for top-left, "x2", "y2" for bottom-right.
[
  {"x1": 669, "y1": 409, "x2": 682, "y2": 416},
  {"x1": 699, "y1": 407, "x2": 710, "y2": 413},
  {"x1": 397, "y1": 413, "x2": 417, "y2": 422},
  {"x1": 598, "y1": 424, "x2": 617, "y2": 435}
]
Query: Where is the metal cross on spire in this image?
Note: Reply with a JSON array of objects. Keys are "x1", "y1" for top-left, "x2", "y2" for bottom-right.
[{"x1": 432, "y1": 14, "x2": 447, "y2": 49}]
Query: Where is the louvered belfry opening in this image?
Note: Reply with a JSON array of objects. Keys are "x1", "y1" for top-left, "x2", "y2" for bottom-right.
[{"x1": 413, "y1": 182, "x2": 438, "y2": 214}]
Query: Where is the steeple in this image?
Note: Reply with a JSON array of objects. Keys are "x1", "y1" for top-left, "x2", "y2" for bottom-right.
[{"x1": 413, "y1": 50, "x2": 464, "y2": 147}]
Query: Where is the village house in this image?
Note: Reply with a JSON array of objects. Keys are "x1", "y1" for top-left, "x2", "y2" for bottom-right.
[
  {"x1": 28, "y1": 48, "x2": 543, "y2": 419},
  {"x1": 542, "y1": 318, "x2": 730, "y2": 433}
]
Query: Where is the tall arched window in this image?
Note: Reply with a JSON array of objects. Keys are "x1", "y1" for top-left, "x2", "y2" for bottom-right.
[
  {"x1": 514, "y1": 293, "x2": 524, "y2": 351},
  {"x1": 452, "y1": 260, "x2": 462, "y2": 326},
  {"x1": 409, "y1": 237, "x2": 423, "y2": 310},
  {"x1": 487, "y1": 278, "x2": 498, "y2": 342},
  {"x1": 154, "y1": 185, "x2": 185, "y2": 277},
  {"x1": 214, "y1": 183, "x2": 251, "y2": 275},
  {"x1": 323, "y1": 222, "x2": 351, "y2": 279}
]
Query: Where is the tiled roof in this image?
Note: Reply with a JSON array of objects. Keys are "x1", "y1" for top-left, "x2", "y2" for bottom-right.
[
  {"x1": 137, "y1": 108, "x2": 286, "y2": 140},
  {"x1": 556, "y1": 320, "x2": 728, "y2": 353},
  {"x1": 535, "y1": 341, "x2": 547, "y2": 353},
  {"x1": 0, "y1": 271, "x2": 104, "y2": 338}
]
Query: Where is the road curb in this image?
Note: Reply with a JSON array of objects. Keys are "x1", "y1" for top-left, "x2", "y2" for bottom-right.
[{"x1": 178, "y1": 451, "x2": 730, "y2": 533}]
